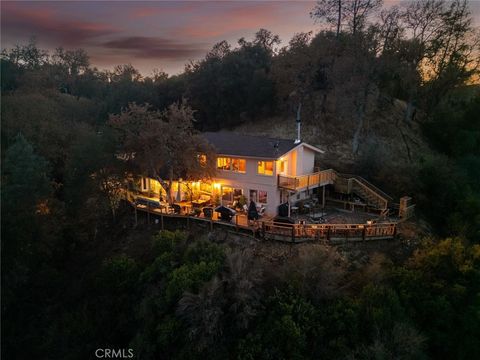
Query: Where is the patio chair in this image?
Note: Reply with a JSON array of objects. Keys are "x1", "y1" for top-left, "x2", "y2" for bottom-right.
[
  {"x1": 258, "y1": 206, "x2": 266, "y2": 217},
  {"x1": 203, "y1": 207, "x2": 213, "y2": 218}
]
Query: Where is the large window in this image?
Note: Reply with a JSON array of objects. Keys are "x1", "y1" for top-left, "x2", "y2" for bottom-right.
[
  {"x1": 217, "y1": 157, "x2": 231, "y2": 171},
  {"x1": 258, "y1": 190, "x2": 268, "y2": 204},
  {"x1": 249, "y1": 189, "x2": 268, "y2": 204},
  {"x1": 257, "y1": 161, "x2": 273, "y2": 176},
  {"x1": 249, "y1": 189, "x2": 258, "y2": 203},
  {"x1": 222, "y1": 186, "x2": 243, "y2": 204},
  {"x1": 232, "y1": 158, "x2": 246, "y2": 172},
  {"x1": 217, "y1": 157, "x2": 246, "y2": 173}
]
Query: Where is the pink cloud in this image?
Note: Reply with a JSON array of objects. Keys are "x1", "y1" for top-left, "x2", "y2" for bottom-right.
[
  {"x1": 2, "y1": 1, "x2": 118, "y2": 46},
  {"x1": 170, "y1": 2, "x2": 313, "y2": 40}
]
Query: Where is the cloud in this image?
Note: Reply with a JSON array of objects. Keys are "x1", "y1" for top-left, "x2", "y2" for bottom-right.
[
  {"x1": 131, "y1": 3, "x2": 197, "y2": 19},
  {"x1": 170, "y1": 1, "x2": 312, "y2": 40},
  {"x1": 102, "y1": 36, "x2": 207, "y2": 59},
  {"x1": 1, "y1": 2, "x2": 118, "y2": 46}
]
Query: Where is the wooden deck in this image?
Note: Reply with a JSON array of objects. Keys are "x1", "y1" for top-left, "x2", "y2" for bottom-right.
[
  {"x1": 126, "y1": 192, "x2": 397, "y2": 243},
  {"x1": 278, "y1": 169, "x2": 336, "y2": 191}
]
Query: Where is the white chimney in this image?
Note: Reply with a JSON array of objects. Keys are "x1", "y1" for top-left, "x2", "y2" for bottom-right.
[{"x1": 294, "y1": 102, "x2": 302, "y2": 144}]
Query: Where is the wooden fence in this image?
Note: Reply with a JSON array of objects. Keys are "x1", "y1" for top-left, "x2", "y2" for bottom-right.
[{"x1": 262, "y1": 221, "x2": 397, "y2": 243}]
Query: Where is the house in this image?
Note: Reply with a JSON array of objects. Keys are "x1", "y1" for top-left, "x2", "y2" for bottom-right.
[
  {"x1": 138, "y1": 131, "x2": 334, "y2": 216},
  {"x1": 203, "y1": 131, "x2": 329, "y2": 216},
  {"x1": 134, "y1": 127, "x2": 416, "y2": 222}
]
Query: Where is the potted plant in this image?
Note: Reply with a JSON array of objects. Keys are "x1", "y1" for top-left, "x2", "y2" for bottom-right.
[{"x1": 238, "y1": 195, "x2": 247, "y2": 210}]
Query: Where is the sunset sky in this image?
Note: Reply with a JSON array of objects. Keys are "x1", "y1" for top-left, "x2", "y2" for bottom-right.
[{"x1": 2, "y1": 1, "x2": 480, "y2": 76}]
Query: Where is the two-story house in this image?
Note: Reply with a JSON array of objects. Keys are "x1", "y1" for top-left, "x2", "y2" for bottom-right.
[
  {"x1": 202, "y1": 132, "x2": 328, "y2": 216},
  {"x1": 136, "y1": 131, "x2": 397, "y2": 217},
  {"x1": 139, "y1": 131, "x2": 334, "y2": 216}
]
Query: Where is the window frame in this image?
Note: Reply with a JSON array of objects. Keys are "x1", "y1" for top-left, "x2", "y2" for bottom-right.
[
  {"x1": 257, "y1": 160, "x2": 274, "y2": 176},
  {"x1": 217, "y1": 156, "x2": 246, "y2": 173},
  {"x1": 258, "y1": 190, "x2": 268, "y2": 204},
  {"x1": 249, "y1": 189, "x2": 268, "y2": 205}
]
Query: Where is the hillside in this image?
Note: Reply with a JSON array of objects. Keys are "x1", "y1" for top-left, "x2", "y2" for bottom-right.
[{"x1": 234, "y1": 99, "x2": 434, "y2": 197}]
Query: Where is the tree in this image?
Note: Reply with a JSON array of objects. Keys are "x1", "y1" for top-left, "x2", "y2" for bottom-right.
[
  {"x1": 109, "y1": 101, "x2": 216, "y2": 203},
  {"x1": 311, "y1": 0, "x2": 382, "y2": 36},
  {"x1": 397, "y1": 0, "x2": 479, "y2": 120},
  {"x1": 1, "y1": 37, "x2": 49, "y2": 69},
  {"x1": 1, "y1": 134, "x2": 53, "y2": 351},
  {"x1": 253, "y1": 28, "x2": 281, "y2": 53},
  {"x1": 52, "y1": 47, "x2": 89, "y2": 76}
]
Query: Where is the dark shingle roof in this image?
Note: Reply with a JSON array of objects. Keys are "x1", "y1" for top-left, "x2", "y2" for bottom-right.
[{"x1": 203, "y1": 131, "x2": 299, "y2": 159}]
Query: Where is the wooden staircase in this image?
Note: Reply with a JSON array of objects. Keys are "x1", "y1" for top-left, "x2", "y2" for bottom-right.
[
  {"x1": 278, "y1": 169, "x2": 398, "y2": 214},
  {"x1": 333, "y1": 173, "x2": 393, "y2": 212}
]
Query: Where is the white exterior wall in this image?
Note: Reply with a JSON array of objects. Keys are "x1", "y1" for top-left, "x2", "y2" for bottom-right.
[
  {"x1": 276, "y1": 144, "x2": 317, "y2": 177},
  {"x1": 214, "y1": 156, "x2": 280, "y2": 216},
  {"x1": 141, "y1": 144, "x2": 320, "y2": 217},
  {"x1": 301, "y1": 147, "x2": 316, "y2": 174}
]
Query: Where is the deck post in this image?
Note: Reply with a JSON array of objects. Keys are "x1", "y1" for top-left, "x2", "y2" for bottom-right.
[
  {"x1": 161, "y1": 214, "x2": 164, "y2": 230},
  {"x1": 187, "y1": 216, "x2": 190, "y2": 229},
  {"x1": 322, "y1": 186, "x2": 326, "y2": 208},
  {"x1": 134, "y1": 207, "x2": 138, "y2": 228},
  {"x1": 210, "y1": 219, "x2": 213, "y2": 231},
  {"x1": 362, "y1": 226, "x2": 366, "y2": 241}
]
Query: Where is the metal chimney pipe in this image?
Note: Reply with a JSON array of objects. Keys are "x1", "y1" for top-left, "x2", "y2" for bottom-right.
[{"x1": 294, "y1": 102, "x2": 302, "y2": 144}]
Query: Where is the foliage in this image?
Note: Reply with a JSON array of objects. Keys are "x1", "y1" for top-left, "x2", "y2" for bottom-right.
[
  {"x1": 108, "y1": 102, "x2": 217, "y2": 203},
  {"x1": 417, "y1": 90, "x2": 480, "y2": 239},
  {"x1": 1, "y1": 2, "x2": 480, "y2": 358}
]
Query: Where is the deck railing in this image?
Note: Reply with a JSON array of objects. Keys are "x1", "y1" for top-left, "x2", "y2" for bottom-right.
[
  {"x1": 125, "y1": 191, "x2": 397, "y2": 242},
  {"x1": 336, "y1": 173, "x2": 393, "y2": 202},
  {"x1": 278, "y1": 169, "x2": 336, "y2": 191},
  {"x1": 263, "y1": 221, "x2": 397, "y2": 242}
]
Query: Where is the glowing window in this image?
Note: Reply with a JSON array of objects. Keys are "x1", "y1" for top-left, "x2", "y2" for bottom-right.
[
  {"x1": 258, "y1": 191, "x2": 268, "y2": 204},
  {"x1": 217, "y1": 157, "x2": 246, "y2": 173},
  {"x1": 257, "y1": 161, "x2": 273, "y2": 176},
  {"x1": 198, "y1": 154, "x2": 207, "y2": 166},
  {"x1": 217, "y1": 157, "x2": 231, "y2": 170},
  {"x1": 231, "y1": 158, "x2": 246, "y2": 173}
]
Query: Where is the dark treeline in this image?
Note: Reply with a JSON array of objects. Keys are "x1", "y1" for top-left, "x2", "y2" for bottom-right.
[{"x1": 1, "y1": 0, "x2": 480, "y2": 359}]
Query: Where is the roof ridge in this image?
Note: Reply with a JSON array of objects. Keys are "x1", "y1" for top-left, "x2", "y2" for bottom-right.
[{"x1": 203, "y1": 131, "x2": 295, "y2": 142}]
